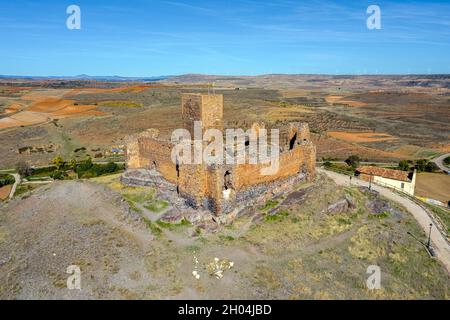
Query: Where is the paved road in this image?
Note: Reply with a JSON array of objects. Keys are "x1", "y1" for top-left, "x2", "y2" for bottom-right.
[
  {"x1": 318, "y1": 167, "x2": 450, "y2": 274},
  {"x1": 9, "y1": 173, "x2": 21, "y2": 199},
  {"x1": 431, "y1": 153, "x2": 450, "y2": 174}
]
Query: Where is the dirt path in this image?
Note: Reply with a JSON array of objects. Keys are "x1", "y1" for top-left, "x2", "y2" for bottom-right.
[
  {"x1": 8, "y1": 173, "x2": 20, "y2": 199},
  {"x1": 318, "y1": 167, "x2": 450, "y2": 274}
]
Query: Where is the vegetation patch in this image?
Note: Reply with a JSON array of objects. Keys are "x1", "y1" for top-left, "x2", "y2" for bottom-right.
[
  {"x1": 260, "y1": 199, "x2": 279, "y2": 212},
  {"x1": 264, "y1": 209, "x2": 289, "y2": 222},
  {"x1": 369, "y1": 211, "x2": 390, "y2": 219},
  {"x1": 0, "y1": 174, "x2": 15, "y2": 187},
  {"x1": 425, "y1": 203, "x2": 450, "y2": 234},
  {"x1": 143, "y1": 218, "x2": 162, "y2": 236},
  {"x1": 218, "y1": 235, "x2": 235, "y2": 241},
  {"x1": 444, "y1": 156, "x2": 450, "y2": 167},
  {"x1": 99, "y1": 101, "x2": 142, "y2": 108},
  {"x1": 144, "y1": 200, "x2": 169, "y2": 213},
  {"x1": 156, "y1": 218, "x2": 191, "y2": 230}
]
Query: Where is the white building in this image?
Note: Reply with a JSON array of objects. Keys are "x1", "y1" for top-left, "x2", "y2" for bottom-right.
[{"x1": 356, "y1": 166, "x2": 416, "y2": 196}]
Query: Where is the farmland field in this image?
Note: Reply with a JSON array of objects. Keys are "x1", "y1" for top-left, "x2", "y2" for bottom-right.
[{"x1": 0, "y1": 75, "x2": 449, "y2": 168}]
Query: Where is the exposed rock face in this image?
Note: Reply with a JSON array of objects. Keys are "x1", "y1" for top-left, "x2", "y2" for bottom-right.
[
  {"x1": 325, "y1": 195, "x2": 356, "y2": 215},
  {"x1": 120, "y1": 169, "x2": 177, "y2": 193},
  {"x1": 366, "y1": 199, "x2": 402, "y2": 218},
  {"x1": 159, "y1": 210, "x2": 184, "y2": 224},
  {"x1": 358, "y1": 186, "x2": 379, "y2": 198}
]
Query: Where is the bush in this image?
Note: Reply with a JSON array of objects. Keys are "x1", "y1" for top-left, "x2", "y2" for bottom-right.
[
  {"x1": 444, "y1": 157, "x2": 450, "y2": 166},
  {"x1": 51, "y1": 170, "x2": 65, "y2": 180},
  {"x1": 345, "y1": 155, "x2": 361, "y2": 168},
  {"x1": 425, "y1": 162, "x2": 439, "y2": 173},
  {"x1": 398, "y1": 160, "x2": 410, "y2": 171},
  {"x1": 30, "y1": 165, "x2": 57, "y2": 177},
  {"x1": 77, "y1": 161, "x2": 123, "y2": 179},
  {"x1": 0, "y1": 174, "x2": 15, "y2": 187},
  {"x1": 415, "y1": 159, "x2": 439, "y2": 173}
]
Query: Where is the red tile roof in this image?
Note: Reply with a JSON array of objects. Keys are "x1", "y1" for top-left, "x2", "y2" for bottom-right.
[{"x1": 356, "y1": 166, "x2": 411, "y2": 182}]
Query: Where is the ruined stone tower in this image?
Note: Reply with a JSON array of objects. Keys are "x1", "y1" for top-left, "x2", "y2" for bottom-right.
[
  {"x1": 182, "y1": 93, "x2": 223, "y2": 136},
  {"x1": 123, "y1": 93, "x2": 316, "y2": 220}
]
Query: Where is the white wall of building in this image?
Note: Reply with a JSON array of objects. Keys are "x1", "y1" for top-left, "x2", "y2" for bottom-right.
[{"x1": 372, "y1": 171, "x2": 416, "y2": 196}]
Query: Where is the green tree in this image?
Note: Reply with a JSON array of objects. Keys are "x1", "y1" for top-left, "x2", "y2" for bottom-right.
[
  {"x1": 415, "y1": 159, "x2": 428, "y2": 173},
  {"x1": 425, "y1": 162, "x2": 438, "y2": 173},
  {"x1": 53, "y1": 155, "x2": 64, "y2": 170},
  {"x1": 345, "y1": 155, "x2": 361, "y2": 168},
  {"x1": 70, "y1": 158, "x2": 78, "y2": 171},
  {"x1": 398, "y1": 160, "x2": 410, "y2": 171},
  {"x1": 444, "y1": 157, "x2": 450, "y2": 166},
  {"x1": 51, "y1": 170, "x2": 64, "y2": 180}
]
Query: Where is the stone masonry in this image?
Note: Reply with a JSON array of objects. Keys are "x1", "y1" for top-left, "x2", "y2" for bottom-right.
[{"x1": 123, "y1": 93, "x2": 316, "y2": 219}]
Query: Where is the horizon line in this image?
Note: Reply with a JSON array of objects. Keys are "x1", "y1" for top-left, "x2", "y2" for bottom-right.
[{"x1": 1, "y1": 72, "x2": 450, "y2": 80}]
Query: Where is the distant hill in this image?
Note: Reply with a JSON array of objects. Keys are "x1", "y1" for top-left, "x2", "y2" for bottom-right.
[{"x1": 0, "y1": 74, "x2": 174, "y2": 82}]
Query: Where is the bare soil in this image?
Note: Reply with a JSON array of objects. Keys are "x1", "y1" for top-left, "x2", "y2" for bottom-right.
[{"x1": 415, "y1": 173, "x2": 450, "y2": 204}]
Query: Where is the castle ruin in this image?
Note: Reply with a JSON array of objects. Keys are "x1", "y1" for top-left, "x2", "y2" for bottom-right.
[{"x1": 122, "y1": 93, "x2": 316, "y2": 220}]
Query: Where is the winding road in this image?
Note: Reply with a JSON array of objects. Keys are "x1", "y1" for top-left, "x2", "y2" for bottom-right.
[
  {"x1": 430, "y1": 153, "x2": 450, "y2": 174},
  {"x1": 318, "y1": 167, "x2": 450, "y2": 274}
]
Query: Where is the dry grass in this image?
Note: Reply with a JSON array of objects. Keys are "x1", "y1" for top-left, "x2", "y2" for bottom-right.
[
  {"x1": 328, "y1": 131, "x2": 399, "y2": 143},
  {"x1": 415, "y1": 173, "x2": 450, "y2": 204}
]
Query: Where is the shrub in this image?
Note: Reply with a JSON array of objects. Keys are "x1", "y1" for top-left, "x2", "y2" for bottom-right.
[
  {"x1": 415, "y1": 159, "x2": 439, "y2": 173},
  {"x1": 345, "y1": 155, "x2": 361, "y2": 168},
  {"x1": 77, "y1": 161, "x2": 123, "y2": 179},
  {"x1": 398, "y1": 160, "x2": 410, "y2": 171},
  {"x1": 444, "y1": 157, "x2": 450, "y2": 166},
  {"x1": 52, "y1": 156, "x2": 65, "y2": 170},
  {"x1": 0, "y1": 174, "x2": 15, "y2": 187},
  {"x1": 51, "y1": 170, "x2": 65, "y2": 180}
]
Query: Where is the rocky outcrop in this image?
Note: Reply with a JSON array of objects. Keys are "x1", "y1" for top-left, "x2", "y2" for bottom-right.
[{"x1": 325, "y1": 195, "x2": 356, "y2": 215}]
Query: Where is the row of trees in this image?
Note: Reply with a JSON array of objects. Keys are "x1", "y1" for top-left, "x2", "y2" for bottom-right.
[
  {"x1": 398, "y1": 159, "x2": 438, "y2": 173},
  {"x1": 325, "y1": 155, "x2": 440, "y2": 173},
  {"x1": 15, "y1": 156, "x2": 123, "y2": 180},
  {"x1": 0, "y1": 174, "x2": 15, "y2": 187}
]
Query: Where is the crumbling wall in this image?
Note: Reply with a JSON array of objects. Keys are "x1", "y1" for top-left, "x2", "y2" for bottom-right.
[
  {"x1": 278, "y1": 122, "x2": 311, "y2": 152},
  {"x1": 178, "y1": 163, "x2": 208, "y2": 207},
  {"x1": 182, "y1": 94, "x2": 202, "y2": 137},
  {"x1": 137, "y1": 137, "x2": 178, "y2": 184},
  {"x1": 125, "y1": 93, "x2": 317, "y2": 218},
  {"x1": 233, "y1": 142, "x2": 315, "y2": 190},
  {"x1": 125, "y1": 135, "x2": 142, "y2": 169}
]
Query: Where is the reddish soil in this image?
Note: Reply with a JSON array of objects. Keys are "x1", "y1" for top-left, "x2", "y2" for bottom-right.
[{"x1": 0, "y1": 185, "x2": 12, "y2": 200}]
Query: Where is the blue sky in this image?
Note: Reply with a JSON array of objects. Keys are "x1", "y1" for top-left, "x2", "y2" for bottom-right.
[{"x1": 0, "y1": 0, "x2": 449, "y2": 76}]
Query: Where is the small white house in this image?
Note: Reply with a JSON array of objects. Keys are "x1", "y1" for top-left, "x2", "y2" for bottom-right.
[{"x1": 356, "y1": 166, "x2": 416, "y2": 196}]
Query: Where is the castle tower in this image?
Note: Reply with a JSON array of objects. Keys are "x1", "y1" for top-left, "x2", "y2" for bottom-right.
[{"x1": 182, "y1": 93, "x2": 223, "y2": 136}]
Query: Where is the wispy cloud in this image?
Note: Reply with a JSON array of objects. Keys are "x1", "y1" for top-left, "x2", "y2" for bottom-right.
[{"x1": 161, "y1": 0, "x2": 216, "y2": 15}]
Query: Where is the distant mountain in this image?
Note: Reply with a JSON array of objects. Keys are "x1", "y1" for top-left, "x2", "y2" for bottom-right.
[{"x1": 0, "y1": 74, "x2": 174, "y2": 82}]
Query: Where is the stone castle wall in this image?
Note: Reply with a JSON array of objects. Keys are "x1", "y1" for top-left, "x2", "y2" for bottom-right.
[{"x1": 124, "y1": 93, "x2": 316, "y2": 217}]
